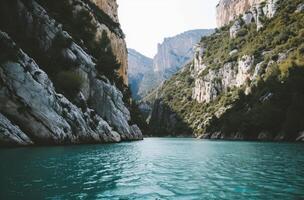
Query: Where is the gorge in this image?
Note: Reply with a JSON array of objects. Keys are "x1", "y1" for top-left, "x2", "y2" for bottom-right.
[
  {"x1": 1, "y1": 0, "x2": 303, "y2": 144},
  {"x1": 0, "y1": 0, "x2": 304, "y2": 199}
]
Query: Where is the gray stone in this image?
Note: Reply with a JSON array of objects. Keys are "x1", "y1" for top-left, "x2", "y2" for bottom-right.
[
  {"x1": 0, "y1": 0, "x2": 143, "y2": 146},
  {"x1": 0, "y1": 113, "x2": 33, "y2": 146},
  {"x1": 229, "y1": 49, "x2": 238, "y2": 56},
  {"x1": 242, "y1": 12, "x2": 254, "y2": 25},
  {"x1": 296, "y1": 132, "x2": 304, "y2": 142},
  {"x1": 296, "y1": 3, "x2": 304, "y2": 13},
  {"x1": 230, "y1": 20, "x2": 241, "y2": 39},
  {"x1": 192, "y1": 54, "x2": 254, "y2": 103}
]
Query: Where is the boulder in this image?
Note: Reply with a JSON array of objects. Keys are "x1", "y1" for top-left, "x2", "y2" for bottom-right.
[
  {"x1": 296, "y1": 3, "x2": 304, "y2": 13},
  {"x1": 230, "y1": 20, "x2": 241, "y2": 39}
]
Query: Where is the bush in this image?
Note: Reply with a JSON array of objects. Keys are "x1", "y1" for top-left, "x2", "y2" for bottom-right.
[
  {"x1": 54, "y1": 71, "x2": 84, "y2": 98},
  {"x1": 237, "y1": 28, "x2": 248, "y2": 37},
  {"x1": 298, "y1": 44, "x2": 304, "y2": 55}
]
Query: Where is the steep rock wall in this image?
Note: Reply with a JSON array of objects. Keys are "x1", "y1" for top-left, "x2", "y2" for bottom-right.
[
  {"x1": 149, "y1": 0, "x2": 304, "y2": 141},
  {"x1": 88, "y1": 0, "x2": 128, "y2": 84},
  {"x1": 128, "y1": 29, "x2": 213, "y2": 99},
  {"x1": 216, "y1": 0, "x2": 263, "y2": 27},
  {"x1": 216, "y1": 0, "x2": 278, "y2": 27},
  {"x1": 0, "y1": 0, "x2": 142, "y2": 146},
  {"x1": 89, "y1": 0, "x2": 119, "y2": 23}
]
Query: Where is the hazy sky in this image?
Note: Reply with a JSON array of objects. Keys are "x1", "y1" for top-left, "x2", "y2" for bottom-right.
[{"x1": 117, "y1": 0, "x2": 218, "y2": 58}]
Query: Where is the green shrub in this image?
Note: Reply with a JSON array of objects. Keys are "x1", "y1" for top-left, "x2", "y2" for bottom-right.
[{"x1": 237, "y1": 28, "x2": 248, "y2": 37}]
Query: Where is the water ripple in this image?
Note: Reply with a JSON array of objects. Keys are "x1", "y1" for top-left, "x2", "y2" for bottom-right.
[{"x1": 0, "y1": 139, "x2": 304, "y2": 199}]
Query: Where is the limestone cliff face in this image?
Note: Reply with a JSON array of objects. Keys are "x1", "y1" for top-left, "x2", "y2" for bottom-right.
[
  {"x1": 107, "y1": 31, "x2": 128, "y2": 85},
  {"x1": 153, "y1": 29, "x2": 214, "y2": 80},
  {"x1": 149, "y1": 0, "x2": 304, "y2": 141},
  {"x1": 216, "y1": 0, "x2": 263, "y2": 27},
  {"x1": 216, "y1": 0, "x2": 278, "y2": 27},
  {"x1": 128, "y1": 29, "x2": 213, "y2": 99},
  {"x1": 89, "y1": 0, "x2": 128, "y2": 84},
  {"x1": 127, "y1": 49, "x2": 153, "y2": 99},
  {"x1": 194, "y1": 0, "x2": 280, "y2": 104},
  {"x1": 192, "y1": 52, "x2": 255, "y2": 103},
  {"x1": 0, "y1": 0, "x2": 142, "y2": 146}
]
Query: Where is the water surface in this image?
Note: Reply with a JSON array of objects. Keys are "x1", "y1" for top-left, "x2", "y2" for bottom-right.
[{"x1": 0, "y1": 138, "x2": 304, "y2": 199}]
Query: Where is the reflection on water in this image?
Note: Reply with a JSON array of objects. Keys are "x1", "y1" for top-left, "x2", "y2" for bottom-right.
[{"x1": 0, "y1": 138, "x2": 304, "y2": 199}]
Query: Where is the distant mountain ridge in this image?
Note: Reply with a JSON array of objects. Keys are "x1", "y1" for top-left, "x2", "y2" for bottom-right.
[
  {"x1": 128, "y1": 29, "x2": 214, "y2": 99},
  {"x1": 128, "y1": 49, "x2": 153, "y2": 99}
]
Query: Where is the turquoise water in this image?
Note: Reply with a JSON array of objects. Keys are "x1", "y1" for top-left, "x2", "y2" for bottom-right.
[{"x1": 0, "y1": 138, "x2": 304, "y2": 199}]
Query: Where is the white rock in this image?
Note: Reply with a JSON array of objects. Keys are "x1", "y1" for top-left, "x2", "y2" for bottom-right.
[
  {"x1": 296, "y1": 3, "x2": 304, "y2": 13},
  {"x1": 242, "y1": 12, "x2": 254, "y2": 25},
  {"x1": 230, "y1": 20, "x2": 241, "y2": 39},
  {"x1": 229, "y1": 49, "x2": 238, "y2": 56}
]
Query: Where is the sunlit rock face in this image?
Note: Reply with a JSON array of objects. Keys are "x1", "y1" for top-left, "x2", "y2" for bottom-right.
[
  {"x1": 216, "y1": 0, "x2": 278, "y2": 28},
  {"x1": 191, "y1": 48, "x2": 256, "y2": 103},
  {"x1": 192, "y1": 56, "x2": 256, "y2": 103},
  {"x1": 153, "y1": 30, "x2": 214, "y2": 80},
  {"x1": 94, "y1": 0, "x2": 128, "y2": 85},
  {"x1": 216, "y1": 0, "x2": 264, "y2": 27},
  {"x1": 89, "y1": 0, "x2": 128, "y2": 85},
  {"x1": 89, "y1": 0, "x2": 119, "y2": 23},
  {"x1": 128, "y1": 29, "x2": 214, "y2": 99}
]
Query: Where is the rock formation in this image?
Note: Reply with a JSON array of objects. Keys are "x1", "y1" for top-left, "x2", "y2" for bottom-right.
[
  {"x1": 149, "y1": 0, "x2": 304, "y2": 141},
  {"x1": 88, "y1": 0, "x2": 128, "y2": 84},
  {"x1": 128, "y1": 29, "x2": 213, "y2": 99},
  {"x1": 127, "y1": 49, "x2": 153, "y2": 99},
  {"x1": 192, "y1": 55, "x2": 254, "y2": 103},
  {"x1": 216, "y1": 0, "x2": 279, "y2": 28},
  {"x1": 153, "y1": 29, "x2": 214, "y2": 81},
  {"x1": 89, "y1": 0, "x2": 119, "y2": 23},
  {"x1": 0, "y1": 0, "x2": 142, "y2": 146}
]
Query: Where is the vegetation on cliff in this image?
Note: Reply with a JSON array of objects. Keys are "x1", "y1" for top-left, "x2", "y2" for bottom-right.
[
  {"x1": 148, "y1": 0, "x2": 304, "y2": 141},
  {"x1": 0, "y1": 0, "x2": 143, "y2": 146}
]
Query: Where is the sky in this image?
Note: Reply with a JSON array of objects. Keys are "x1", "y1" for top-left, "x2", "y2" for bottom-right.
[{"x1": 117, "y1": 0, "x2": 218, "y2": 58}]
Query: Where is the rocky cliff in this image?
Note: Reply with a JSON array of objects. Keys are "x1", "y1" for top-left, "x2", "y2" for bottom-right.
[
  {"x1": 216, "y1": 0, "x2": 278, "y2": 27},
  {"x1": 0, "y1": 0, "x2": 142, "y2": 146},
  {"x1": 153, "y1": 29, "x2": 214, "y2": 80},
  {"x1": 149, "y1": 0, "x2": 304, "y2": 141},
  {"x1": 127, "y1": 49, "x2": 154, "y2": 99},
  {"x1": 89, "y1": 0, "x2": 119, "y2": 23},
  {"x1": 128, "y1": 29, "x2": 213, "y2": 99}
]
